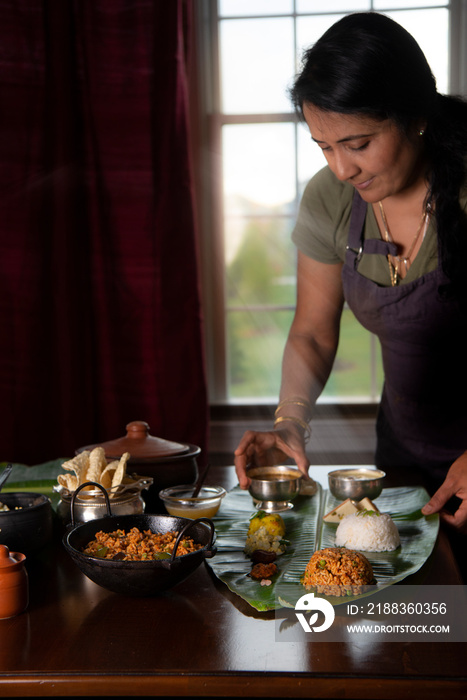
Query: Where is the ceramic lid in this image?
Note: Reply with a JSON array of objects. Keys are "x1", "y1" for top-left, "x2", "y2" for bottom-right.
[
  {"x1": 0, "y1": 545, "x2": 25, "y2": 569},
  {"x1": 78, "y1": 421, "x2": 191, "y2": 461}
]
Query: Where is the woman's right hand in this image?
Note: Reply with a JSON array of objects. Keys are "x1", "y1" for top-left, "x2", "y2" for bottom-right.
[{"x1": 234, "y1": 426, "x2": 310, "y2": 489}]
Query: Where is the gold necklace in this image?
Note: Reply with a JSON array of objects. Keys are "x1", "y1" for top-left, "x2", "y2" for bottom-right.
[{"x1": 378, "y1": 201, "x2": 430, "y2": 287}]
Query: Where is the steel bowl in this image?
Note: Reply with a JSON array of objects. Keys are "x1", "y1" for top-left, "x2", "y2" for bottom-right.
[
  {"x1": 247, "y1": 465, "x2": 302, "y2": 512},
  {"x1": 55, "y1": 476, "x2": 153, "y2": 526},
  {"x1": 62, "y1": 482, "x2": 216, "y2": 597},
  {"x1": 328, "y1": 468, "x2": 386, "y2": 502}
]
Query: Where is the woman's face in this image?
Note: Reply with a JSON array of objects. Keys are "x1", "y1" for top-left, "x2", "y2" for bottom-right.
[{"x1": 303, "y1": 104, "x2": 426, "y2": 203}]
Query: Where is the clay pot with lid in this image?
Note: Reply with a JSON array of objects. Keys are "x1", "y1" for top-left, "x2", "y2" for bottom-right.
[
  {"x1": 77, "y1": 421, "x2": 200, "y2": 513},
  {"x1": 0, "y1": 545, "x2": 28, "y2": 619}
]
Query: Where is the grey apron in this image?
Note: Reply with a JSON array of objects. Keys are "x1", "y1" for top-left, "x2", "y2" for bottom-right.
[{"x1": 342, "y1": 191, "x2": 467, "y2": 485}]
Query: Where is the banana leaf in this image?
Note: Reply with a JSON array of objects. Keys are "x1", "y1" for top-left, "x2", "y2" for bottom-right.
[
  {"x1": 0, "y1": 459, "x2": 68, "y2": 509},
  {"x1": 208, "y1": 484, "x2": 439, "y2": 612}
]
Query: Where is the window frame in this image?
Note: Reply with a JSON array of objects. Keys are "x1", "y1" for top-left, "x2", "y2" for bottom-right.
[{"x1": 193, "y1": 0, "x2": 467, "y2": 406}]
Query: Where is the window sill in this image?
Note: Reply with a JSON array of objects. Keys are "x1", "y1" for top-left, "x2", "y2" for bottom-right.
[{"x1": 208, "y1": 402, "x2": 377, "y2": 467}]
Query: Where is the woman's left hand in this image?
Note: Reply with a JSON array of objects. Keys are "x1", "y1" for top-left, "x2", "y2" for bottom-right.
[{"x1": 421, "y1": 452, "x2": 467, "y2": 531}]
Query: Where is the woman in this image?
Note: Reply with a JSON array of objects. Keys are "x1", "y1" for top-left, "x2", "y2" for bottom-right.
[{"x1": 234, "y1": 12, "x2": 467, "y2": 534}]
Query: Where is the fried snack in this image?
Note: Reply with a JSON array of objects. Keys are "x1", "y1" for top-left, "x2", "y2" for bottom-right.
[
  {"x1": 100, "y1": 463, "x2": 118, "y2": 490},
  {"x1": 86, "y1": 447, "x2": 107, "y2": 483},
  {"x1": 57, "y1": 473, "x2": 78, "y2": 491},
  {"x1": 111, "y1": 452, "x2": 130, "y2": 488},
  {"x1": 58, "y1": 447, "x2": 131, "y2": 497},
  {"x1": 62, "y1": 451, "x2": 90, "y2": 488}
]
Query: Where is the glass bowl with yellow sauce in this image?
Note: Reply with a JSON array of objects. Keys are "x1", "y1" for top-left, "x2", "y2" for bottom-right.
[{"x1": 159, "y1": 485, "x2": 226, "y2": 519}]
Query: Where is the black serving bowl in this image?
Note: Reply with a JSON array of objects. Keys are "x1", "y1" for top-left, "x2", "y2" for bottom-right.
[
  {"x1": 62, "y1": 482, "x2": 217, "y2": 597},
  {"x1": 0, "y1": 493, "x2": 53, "y2": 556}
]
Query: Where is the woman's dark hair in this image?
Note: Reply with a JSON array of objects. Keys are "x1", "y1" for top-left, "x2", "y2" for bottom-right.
[{"x1": 290, "y1": 12, "x2": 467, "y2": 304}]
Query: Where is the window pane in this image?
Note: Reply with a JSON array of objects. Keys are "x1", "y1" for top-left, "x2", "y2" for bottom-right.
[
  {"x1": 297, "y1": 121, "x2": 327, "y2": 197},
  {"x1": 296, "y1": 10, "x2": 448, "y2": 95},
  {"x1": 214, "y1": 5, "x2": 449, "y2": 403},
  {"x1": 386, "y1": 9, "x2": 449, "y2": 94},
  {"x1": 297, "y1": 0, "x2": 369, "y2": 13},
  {"x1": 220, "y1": 18, "x2": 294, "y2": 113},
  {"x1": 227, "y1": 309, "x2": 294, "y2": 399},
  {"x1": 296, "y1": 14, "x2": 345, "y2": 58},
  {"x1": 374, "y1": 0, "x2": 445, "y2": 8},
  {"x1": 227, "y1": 307, "x2": 383, "y2": 400},
  {"x1": 226, "y1": 217, "x2": 297, "y2": 306},
  {"x1": 219, "y1": 0, "x2": 293, "y2": 17},
  {"x1": 222, "y1": 123, "x2": 296, "y2": 220}
]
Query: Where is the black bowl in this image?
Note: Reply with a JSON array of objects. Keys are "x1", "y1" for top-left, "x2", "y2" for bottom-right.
[
  {"x1": 62, "y1": 483, "x2": 216, "y2": 597},
  {"x1": 0, "y1": 493, "x2": 53, "y2": 556}
]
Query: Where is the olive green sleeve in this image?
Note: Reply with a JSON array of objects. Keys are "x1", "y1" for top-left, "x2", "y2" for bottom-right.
[{"x1": 291, "y1": 167, "x2": 354, "y2": 264}]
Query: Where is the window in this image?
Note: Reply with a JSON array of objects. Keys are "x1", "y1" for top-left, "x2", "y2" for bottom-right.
[{"x1": 195, "y1": 0, "x2": 461, "y2": 404}]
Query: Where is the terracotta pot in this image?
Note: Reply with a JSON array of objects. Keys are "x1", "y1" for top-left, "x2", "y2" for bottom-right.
[
  {"x1": 77, "y1": 421, "x2": 200, "y2": 513},
  {"x1": 0, "y1": 545, "x2": 28, "y2": 619}
]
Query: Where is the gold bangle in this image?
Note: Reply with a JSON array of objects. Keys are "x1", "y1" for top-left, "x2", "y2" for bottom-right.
[
  {"x1": 274, "y1": 415, "x2": 311, "y2": 441},
  {"x1": 275, "y1": 398, "x2": 312, "y2": 418}
]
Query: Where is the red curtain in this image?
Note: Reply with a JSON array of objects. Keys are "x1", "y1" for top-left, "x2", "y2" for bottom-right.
[{"x1": 0, "y1": 0, "x2": 208, "y2": 463}]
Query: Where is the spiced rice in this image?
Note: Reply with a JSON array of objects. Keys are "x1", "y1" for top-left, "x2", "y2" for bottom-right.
[
  {"x1": 83, "y1": 527, "x2": 202, "y2": 561},
  {"x1": 302, "y1": 547, "x2": 375, "y2": 596}
]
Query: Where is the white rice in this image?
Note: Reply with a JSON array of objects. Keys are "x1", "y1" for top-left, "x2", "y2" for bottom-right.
[{"x1": 335, "y1": 511, "x2": 400, "y2": 552}]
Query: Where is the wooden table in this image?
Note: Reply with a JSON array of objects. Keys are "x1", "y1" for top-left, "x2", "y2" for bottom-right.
[{"x1": 0, "y1": 465, "x2": 466, "y2": 698}]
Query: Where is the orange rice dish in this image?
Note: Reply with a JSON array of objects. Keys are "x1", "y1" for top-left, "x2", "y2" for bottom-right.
[
  {"x1": 302, "y1": 547, "x2": 375, "y2": 597},
  {"x1": 82, "y1": 527, "x2": 203, "y2": 561}
]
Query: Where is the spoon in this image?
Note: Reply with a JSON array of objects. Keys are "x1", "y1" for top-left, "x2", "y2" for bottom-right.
[
  {"x1": 192, "y1": 463, "x2": 211, "y2": 498},
  {"x1": 0, "y1": 464, "x2": 13, "y2": 494}
]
